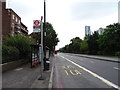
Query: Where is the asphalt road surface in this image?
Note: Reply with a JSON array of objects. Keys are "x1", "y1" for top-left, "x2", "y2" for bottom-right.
[{"x1": 53, "y1": 53, "x2": 120, "y2": 89}]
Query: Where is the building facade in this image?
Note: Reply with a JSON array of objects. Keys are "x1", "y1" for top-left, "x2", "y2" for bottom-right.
[
  {"x1": 0, "y1": 1, "x2": 2, "y2": 40},
  {"x1": 96, "y1": 27, "x2": 104, "y2": 35},
  {"x1": 85, "y1": 26, "x2": 91, "y2": 36},
  {"x1": 1, "y1": 2, "x2": 28, "y2": 39},
  {"x1": 118, "y1": 1, "x2": 120, "y2": 23},
  {"x1": 20, "y1": 22, "x2": 28, "y2": 35}
]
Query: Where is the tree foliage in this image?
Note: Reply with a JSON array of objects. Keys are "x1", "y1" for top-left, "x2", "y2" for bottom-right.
[
  {"x1": 46, "y1": 22, "x2": 59, "y2": 51},
  {"x1": 59, "y1": 37, "x2": 82, "y2": 53},
  {"x1": 59, "y1": 23, "x2": 120, "y2": 56},
  {"x1": 87, "y1": 31, "x2": 99, "y2": 55},
  {"x1": 98, "y1": 23, "x2": 120, "y2": 55},
  {"x1": 3, "y1": 34, "x2": 33, "y2": 59},
  {"x1": 80, "y1": 39, "x2": 88, "y2": 54},
  {"x1": 30, "y1": 22, "x2": 59, "y2": 52}
]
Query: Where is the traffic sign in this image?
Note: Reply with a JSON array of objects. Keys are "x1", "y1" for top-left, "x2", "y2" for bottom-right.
[
  {"x1": 34, "y1": 20, "x2": 40, "y2": 26},
  {"x1": 33, "y1": 20, "x2": 41, "y2": 32}
]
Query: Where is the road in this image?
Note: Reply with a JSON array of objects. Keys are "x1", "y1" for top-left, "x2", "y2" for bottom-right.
[{"x1": 53, "y1": 53, "x2": 120, "y2": 89}]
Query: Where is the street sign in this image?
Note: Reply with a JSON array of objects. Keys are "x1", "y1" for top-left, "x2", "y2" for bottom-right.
[{"x1": 33, "y1": 20, "x2": 41, "y2": 32}]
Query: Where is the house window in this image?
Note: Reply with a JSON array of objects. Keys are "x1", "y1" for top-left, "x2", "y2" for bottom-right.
[
  {"x1": 18, "y1": 20, "x2": 20, "y2": 24},
  {"x1": 11, "y1": 23, "x2": 14, "y2": 27},
  {"x1": 8, "y1": 10, "x2": 10, "y2": 12},
  {"x1": 16, "y1": 17, "x2": 18, "y2": 22},
  {"x1": 8, "y1": 10, "x2": 11, "y2": 15},
  {"x1": 12, "y1": 15, "x2": 14, "y2": 20}
]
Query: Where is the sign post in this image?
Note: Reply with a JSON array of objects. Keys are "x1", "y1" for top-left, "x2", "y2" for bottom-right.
[
  {"x1": 39, "y1": 18, "x2": 44, "y2": 80},
  {"x1": 33, "y1": 19, "x2": 44, "y2": 80},
  {"x1": 38, "y1": 17, "x2": 44, "y2": 80}
]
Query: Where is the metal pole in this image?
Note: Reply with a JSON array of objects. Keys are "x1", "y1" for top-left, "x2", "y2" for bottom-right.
[
  {"x1": 31, "y1": 45, "x2": 32, "y2": 68},
  {"x1": 43, "y1": 0, "x2": 46, "y2": 71},
  {"x1": 38, "y1": 16, "x2": 44, "y2": 80},
  {"x1": 40, "y1": 16, "x2": 44, "y2": 66}
]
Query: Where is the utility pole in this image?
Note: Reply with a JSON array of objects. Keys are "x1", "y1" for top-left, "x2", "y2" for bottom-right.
[{"x1": 43, "y1": 0, "x2": 46, "y2": 71}]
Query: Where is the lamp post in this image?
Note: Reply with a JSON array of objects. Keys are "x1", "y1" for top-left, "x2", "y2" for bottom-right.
[{"x1": 43, "y1": 0, "x2": 46, "y2": 71}]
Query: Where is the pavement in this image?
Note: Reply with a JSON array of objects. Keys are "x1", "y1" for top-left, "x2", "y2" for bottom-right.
[
  {"x1": 2, "y1": 55, "x2": 54, "y2": 89},
  {"x1": 30, "y1": 55, "x2": 54, "y2": 89},
  {"x1": 67, "y1": 53, "x2": 120, "y2": 63}
]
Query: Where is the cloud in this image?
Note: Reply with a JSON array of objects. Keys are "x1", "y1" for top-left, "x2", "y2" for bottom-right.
[
  {"x1": 7, "y1": 0, "x2": 44, "y2": 18},
  {"x1": 70, "y1": 2, "x2": 117, "y2": 21}
]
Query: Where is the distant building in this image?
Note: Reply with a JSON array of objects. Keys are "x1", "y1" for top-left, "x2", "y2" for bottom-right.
[
  {"x1": 96, "y1": 27, "x2": 104, "y2": 35},
  {"x1": 85, "y1": 26, "x2": 91, "y2": 36},
  {"x1": 118, "y1": 1, "x2": 120, "y2": 23},
  {"x1": 1, "y1": 1, "x2": 28, "y2": 39},
  {"x1": 0, "y1": 1, "x2": 2, "y2": 38}
]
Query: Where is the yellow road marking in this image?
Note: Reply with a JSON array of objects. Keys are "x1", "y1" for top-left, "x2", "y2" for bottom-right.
[
  {"x1": 61, "y1": 66, "x2": 66, "y2": 69},
  {"x1": 74, "y1": 70, "x2": 81, "y2": 75},
  {"x1": 64, "y1": 70, "x2": 69, "y2": 75},
  {"x1": 70, "y1": 70, "x2": 81, "y2": 75},
  {"x1": 67, "y1": 65, "x2": 75, "y2": 69},
  {"x1": 61, "y1": 65, "x2": 74, "y2": 69}
]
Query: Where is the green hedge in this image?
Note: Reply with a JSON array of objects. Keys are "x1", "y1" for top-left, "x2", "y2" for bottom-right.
[
  {"x1": 3, "y1": 35, "x2": 33, "y2": 59},
  {"x1": 2, "y1": 45, "x2": 20, "y2": 63},
  {"x1": 115, "y1": 51, "x2": 120, "y2": 56}
]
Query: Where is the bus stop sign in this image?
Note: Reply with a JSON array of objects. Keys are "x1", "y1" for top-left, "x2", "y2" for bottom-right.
[{"x1": 33, "y1": 20, "x2": 41, "y2": 32}]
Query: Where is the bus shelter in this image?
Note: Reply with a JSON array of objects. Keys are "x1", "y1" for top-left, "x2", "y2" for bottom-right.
[{"x1": 30, "y1": 44, "x2": 42, "y2": 68}]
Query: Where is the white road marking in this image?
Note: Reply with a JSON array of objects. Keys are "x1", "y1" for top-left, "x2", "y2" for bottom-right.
[
  {"x1": 59, "y1": 55, "x2": 120, "y2": 89},
  {"x1": 114, "y1": 67, "x2": 120, "y2": 70},
  {"x1": 15, "y1": 68, "x2": 23, "y2": 71}
]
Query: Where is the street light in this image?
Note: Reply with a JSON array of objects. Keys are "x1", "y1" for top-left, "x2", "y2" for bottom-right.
[{"x1": 43, "y1": 0, "x2": 47, "y2": 71}]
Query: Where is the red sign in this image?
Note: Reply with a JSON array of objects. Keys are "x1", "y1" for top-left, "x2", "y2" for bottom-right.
[
  {"x1": 34, "y1": 20, "x2": 40, "y2": 26},
  {"x1": 33, "y1": 20, "x2": 41, "y2": 32}
]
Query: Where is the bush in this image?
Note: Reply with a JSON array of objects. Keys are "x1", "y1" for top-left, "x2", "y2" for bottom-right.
[
  {"x1": 3, "y1": 35, "x2": 33, "y2": 59},
  {"x1": 115, "y1": 51, "x2": 120, "y2": 56},
  {"x1": 2, "y1": 45, "x2": 20, "y2": 63}
]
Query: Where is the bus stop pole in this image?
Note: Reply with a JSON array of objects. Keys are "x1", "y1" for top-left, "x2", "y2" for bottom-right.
[{"x1": 38, "y1": 17, "x2": 44, "y2": 80}]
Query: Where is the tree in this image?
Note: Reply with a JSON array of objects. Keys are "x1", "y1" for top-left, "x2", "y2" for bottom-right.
[
  {"x1": 31, "y1": 33, "x2": 41, "y2": 44},
  {"x1": 59, "y1": 23, "x2": 120, "y2": 56},
  {"x1": 98, "y1": 23, "x2": 120, "y2": 56},
  {"x1": 30, "y1": 22, "x2": 59, "y2": 52},
  {"x1": 45, "y1": 22, "x2": 59, "y2": 52},
  {"x1": 59, "y1": 37, "x2": 82, "y2": 53},
  {"x1": 70, "y1": 37, "x2": 82, "y2": 53},
  {"x1": 80, "y1": 39, "x2": 88, "y2": 54},
  {"x1": 87, "y1": 31, "x2": 99, "y2": 55}
]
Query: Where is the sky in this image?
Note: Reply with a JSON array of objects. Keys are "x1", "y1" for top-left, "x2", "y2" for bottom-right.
[{"x1": 6, "y1": 0, "x2": 119, "y2": 50}]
